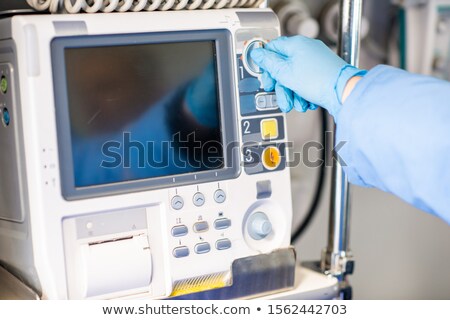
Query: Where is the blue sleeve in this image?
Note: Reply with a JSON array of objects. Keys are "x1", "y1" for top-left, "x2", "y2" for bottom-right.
[{"x1": 336, "y1": 65, "x2": 450, "y2": 224}]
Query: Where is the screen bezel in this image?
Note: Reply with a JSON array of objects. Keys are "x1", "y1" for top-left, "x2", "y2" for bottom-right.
[{"x1": 52, "y1": 30, "x2": 239, "y2": 200}]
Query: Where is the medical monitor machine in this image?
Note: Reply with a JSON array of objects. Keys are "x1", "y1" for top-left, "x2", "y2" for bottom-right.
[{"x1": 0, "y1": 4, "x2": 295, "y2": 299}]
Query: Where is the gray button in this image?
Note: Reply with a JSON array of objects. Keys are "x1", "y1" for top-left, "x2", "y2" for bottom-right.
[
  {"x1": 193, "y1": 192, "x2": 205, "y2": 207},
  {"x1": 214, "y1": 218, "x2": 231, "y2": 230},
  {"x1": 268, "y1": 94, "x2": 278, "y2": 108},
  {"x1": 255, "y1": 94, "x2": 267, "y2": 109},
  {"x1": 171, "y1": 195, "x2": 184, "y2": 210},
  {"x1": 171, "y1": 225, "x2": 188, "y2": 237},
  {"x1": 194, "y1": 242, "x2": 211, "y2": 254},
  {"x1": 256, "y1": 180, "x2": 272, "y2": 199},
  {"x1": 173, "y1": 246, "x2": 189, "y2": 258},
  {"x1": 216, "y1": 239, "x2": 232, "y2": 250},
  {"x1": 214, "y1": 189, "x2": 226, "y2": 203},
  {"x1": 193, "y1": 221, "x2": 209, "y2": 233}
]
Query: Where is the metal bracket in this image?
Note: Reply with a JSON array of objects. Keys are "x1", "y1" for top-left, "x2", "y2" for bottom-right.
[{"x1": 321, "y1": 250, "x2": 354, "y2": 277}]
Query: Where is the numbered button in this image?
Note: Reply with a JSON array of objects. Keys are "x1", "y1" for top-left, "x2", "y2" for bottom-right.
[
  {"x1": 214, "y1": 189, "x2": 226, "y2": 204},
  {"x1": 171, "y1": 195, "x2": 184, "y2": 210},
  {"x1": 193, "y1": 192, "x2": 205, "y2": 207}
]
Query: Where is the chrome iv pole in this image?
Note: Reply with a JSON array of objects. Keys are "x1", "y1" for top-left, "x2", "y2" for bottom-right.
[{"x1": 321, "y1": 0, "x2": 363, "y2": 298}]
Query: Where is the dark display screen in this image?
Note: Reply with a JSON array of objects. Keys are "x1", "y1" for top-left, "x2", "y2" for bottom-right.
[{"x1": 64, "y1": 41, "x2": 223, "y2": 187}]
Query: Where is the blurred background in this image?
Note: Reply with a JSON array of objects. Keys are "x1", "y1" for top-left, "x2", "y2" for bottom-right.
[{"x1": 279, "y1": 0, "x2": 450, "y2": 299}]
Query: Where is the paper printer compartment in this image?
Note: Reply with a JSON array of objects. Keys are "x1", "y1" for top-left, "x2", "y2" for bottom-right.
[
  {"x1": 63, "y1": 207, "x2": 154, "y2": 299},
  {"x1": 77, "y1": 234, "x2": 152, "y2": 298}
]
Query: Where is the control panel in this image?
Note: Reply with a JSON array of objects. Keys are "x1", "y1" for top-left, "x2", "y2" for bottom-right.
[
  {"x1": 235, "y1": 29, "x2": 287, "y2": 177},
  {"x1": 168, "y1": 185, "x2": 233, "y2": 261},
  {"x1": 0, "y1": 9, "x2": 293, "y2": 300}
]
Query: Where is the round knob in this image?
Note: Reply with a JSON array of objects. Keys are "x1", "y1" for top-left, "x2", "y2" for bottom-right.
[
  {"x1": 247, "y1": 212, "x2": 272, "y2": 240},
  {"x1": 243, "y1": 38, "x2": 266, "y2": 77}
]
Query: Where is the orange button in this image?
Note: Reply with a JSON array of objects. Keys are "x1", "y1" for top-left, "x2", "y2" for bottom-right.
[{"x1": 262, "y1": 146, "x2": 281, "y2": 170}]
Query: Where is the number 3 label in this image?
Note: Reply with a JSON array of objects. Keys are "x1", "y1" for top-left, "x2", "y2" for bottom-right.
[{"x1": 244, "y1": 148, "x2": 254, "y2": 162}]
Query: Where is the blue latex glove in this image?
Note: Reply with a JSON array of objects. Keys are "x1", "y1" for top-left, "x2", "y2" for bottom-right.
[{"x1": 250, "y1": 36, "x2": 366, "y2": 117}]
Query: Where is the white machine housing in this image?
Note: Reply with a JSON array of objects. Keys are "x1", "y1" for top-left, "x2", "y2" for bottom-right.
[{"x1": 0, "y1": 9, "x2": 293, "y2": 299}]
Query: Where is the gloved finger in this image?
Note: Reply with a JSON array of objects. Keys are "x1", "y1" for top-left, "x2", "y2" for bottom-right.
[
  {"x1": 308, "y1": 103, "x2": 319, "y2": 110},
  {"x1": 293, "y1": 94, "x2": 310, "y2": 113},
  {"x1": 250, "y1": 48, "x2": 289, "y2": 83},
  {"x1": 261, "y1": 70, "x2": 276, "y2": 92},
  {"x1": 275, "y1": 82, "x2": 293, "y2": 112},
  {"x1": 265, "y1": 36, "x2": 302, "y2": 57}
]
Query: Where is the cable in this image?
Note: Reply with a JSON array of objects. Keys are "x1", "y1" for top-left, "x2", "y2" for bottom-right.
[
  {"x1": 213, "y1": 0, "x2": 228, "y2": 9},
  {"x1": 291, "y1": 107, "x2": 328, "y2": 243},
  {"x1": 26, "y1": 0, "x2": 52, "y2": 11},
  {"x1": 27, "y1": 0, "x2": 261, "y2": 12}
]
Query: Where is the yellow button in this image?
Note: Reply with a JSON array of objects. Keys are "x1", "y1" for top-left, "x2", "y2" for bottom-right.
[
  {"x1": 260, "y1": 118, "x2": 279, "y2": 140},
  {"x1": 262, "y1": 146, "x2": 281, "y2": 170}
]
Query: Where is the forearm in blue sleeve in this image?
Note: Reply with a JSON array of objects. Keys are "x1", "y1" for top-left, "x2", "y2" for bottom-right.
[{"x1": 336, "y1": 65, "x2": 450, "y2": 224}]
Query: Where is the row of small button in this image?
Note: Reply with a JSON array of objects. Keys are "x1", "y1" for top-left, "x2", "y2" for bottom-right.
[
  {"x1": 171, "y1": 189, "x2": 226, "y2": 210},
  {"x1": 171, "y1": 218, "x2": 231, "y2": 237},
  {"x1": 172, "y1": 238, "x2": 232, "y2": 258}
]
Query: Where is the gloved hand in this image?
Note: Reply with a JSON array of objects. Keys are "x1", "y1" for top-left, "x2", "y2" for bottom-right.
[{"x1": 250, "y1": 36, "x2": 366, "y2": 117}]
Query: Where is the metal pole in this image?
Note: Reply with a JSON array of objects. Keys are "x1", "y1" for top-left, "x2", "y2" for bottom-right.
[{"x1": 321, "y1": 0, "x2": 363, "y2": 283}]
